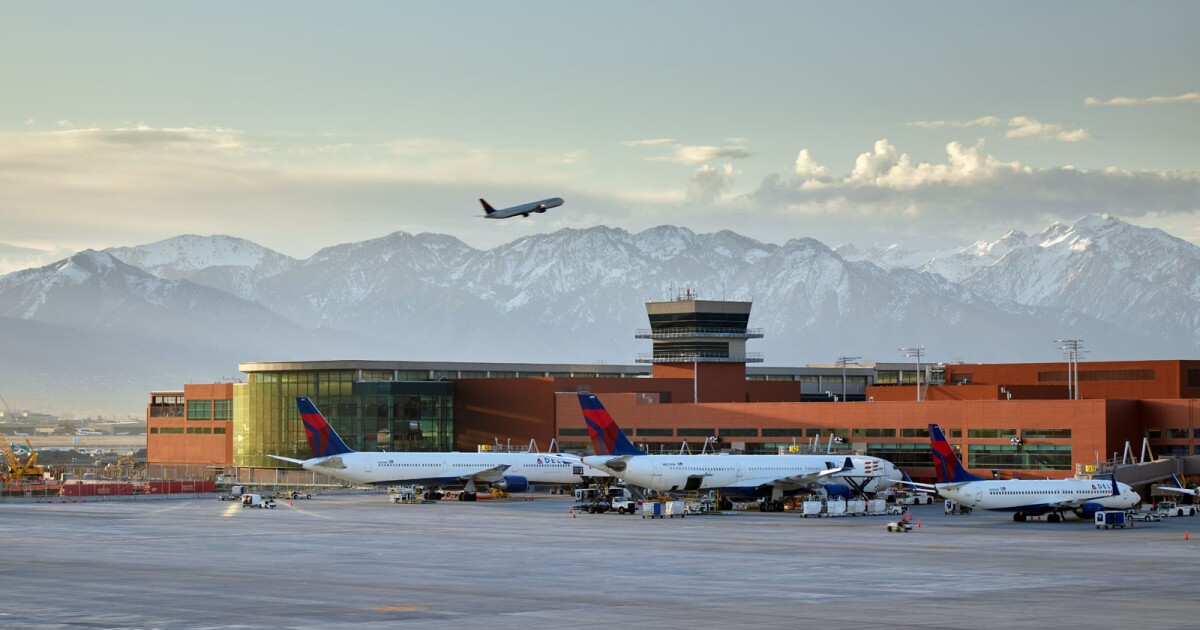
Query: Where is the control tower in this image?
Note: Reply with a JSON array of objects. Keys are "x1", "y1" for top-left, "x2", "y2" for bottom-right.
[{"x1": 635, "y1": 290, "x2": 762, "y2": 402}]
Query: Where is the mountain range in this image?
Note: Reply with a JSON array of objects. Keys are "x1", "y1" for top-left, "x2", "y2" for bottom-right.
[{"x1": 2, "y1": 214, "x2": 1197, "y2": 415}]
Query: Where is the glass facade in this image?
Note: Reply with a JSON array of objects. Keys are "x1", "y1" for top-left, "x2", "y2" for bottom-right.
[
  {"x1": 233, "y1": 370, "x2": 454, "y2": 468},
  {"x1": 967, "y1": 444, "x2": 1072, "y2": 470}
]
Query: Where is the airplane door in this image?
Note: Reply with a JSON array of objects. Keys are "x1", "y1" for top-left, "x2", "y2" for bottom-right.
[
  {"x1": 364, "y1": 459, "x2": 372, "y2": 473},
  {"x1": 651, "y1": 462, "x2": 664, "y2": 482}
]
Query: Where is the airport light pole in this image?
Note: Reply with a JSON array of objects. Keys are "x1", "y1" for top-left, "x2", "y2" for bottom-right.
[
  {"x1": 900, "y1": 346, "x2": 926, "y2": 402},
  {"x1": 836, "y1": 356, "x2": 861, "y2": 402},
  {"x1": 1055, "y1": 339, "x2": 1085, "y2": 400}
]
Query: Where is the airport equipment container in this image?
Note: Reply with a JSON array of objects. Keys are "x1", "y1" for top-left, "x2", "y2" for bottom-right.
[
  {"x1": 643, "y1": 501, "x2": 664, "y2": 518},
  {"x1": 846, "y1": 499, "x2": 867, "y2": 516},
  {"x1": 801, "y1": 499, "x2": 824, "y2": 517},
  {"x1": 825, "y1": 498, "x2": 847, "y2": 516},
  {"x1": 867, "y1": 499, "x2": 888, "y2": 515},
  {"x1": 1095, "y1": 510, "x2": 1127, "y2": 529},
  {"x1": 663, "y1": 501, "x2": 686, "y2": 517}
]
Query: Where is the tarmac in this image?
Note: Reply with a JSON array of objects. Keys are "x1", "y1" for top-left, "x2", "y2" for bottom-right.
[{"x1": 3, "y1": 492, "x2": 1199, "y2": 629}]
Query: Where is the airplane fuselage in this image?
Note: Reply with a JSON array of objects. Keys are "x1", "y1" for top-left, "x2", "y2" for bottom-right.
[
  {"x1": 937, "y1": 478, "x2": 1140, "y2": 514},
  {"x1": 583, "y1": 453, "x2": 901, "y2": 498},
  {"x1": 303, "y1": 451, "x2": 604, "y2": 488},
  {"x1": 482, "y1": 197, "x2": 564, "y2": 219}
]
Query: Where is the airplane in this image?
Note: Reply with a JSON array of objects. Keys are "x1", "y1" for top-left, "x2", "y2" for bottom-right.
[
  {"x1": 479, "y1": 197, "x2": 563, "y2": 219},
  {"x1": 577, "y1": 393, "x2": 903, "y2": 511},
  {"x1": 1155, "y1": 473, "x2": 1198, "y2": 497},
  {"x1": 75, "y1": 428, "x2": 102, "y2": 436},
  {"x1": 901, "y1": 423, "x2": 1140, "y2": 522},
  {"x1": 268, "y1": 397, "x2": 606, "y2": 500}
]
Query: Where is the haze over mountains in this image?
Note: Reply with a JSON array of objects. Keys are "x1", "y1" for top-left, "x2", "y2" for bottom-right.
[{"x1": 2, "y1": 214, "x2": 1197, "y2": 415}]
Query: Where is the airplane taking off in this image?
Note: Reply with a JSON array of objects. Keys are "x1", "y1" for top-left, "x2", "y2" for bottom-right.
[
  {"x1": 902, "y1": 423, "x2": 1140, "y2": 522},
  {"x1": 479, "y1": 197, "x2": 563, "y2": 219},
  {"x1": 268, "y1": 397, "x2": 605, "y2": 500},
  {"x1": 577, "y1": 393, "x2": 902, "y2": 511}
]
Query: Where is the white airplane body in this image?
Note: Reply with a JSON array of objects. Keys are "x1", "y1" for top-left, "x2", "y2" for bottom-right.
[
  {"x1": 577, "y1": 393, "x2": 902, "y2": 509},
  {"x1": 278, "y1": 450, "x2": 595, "y2": 490},
  {"x1": 272, "y1": 398, "x2": 604, "y2": 497},
  {"x1": 909, "y1": 423, "x2": 1140, "y2": 522},
  {"x1": 480, "y1": 197, "x2": 563, "y2": 219},
  {"x1": 584, "y1": 452, "x2": 900, "y2": 499}
]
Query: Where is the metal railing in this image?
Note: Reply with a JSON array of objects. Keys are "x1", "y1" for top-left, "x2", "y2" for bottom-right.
[
  {"x1": 634, "y1": 327, "x2": 764, "y2": 339},
  {"x1": 635, "y1": 352, "x2": 765, "y2": 364}
]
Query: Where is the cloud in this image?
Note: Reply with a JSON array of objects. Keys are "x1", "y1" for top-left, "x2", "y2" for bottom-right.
[
  {"x1": 750, "y1": 139, "x2": 1200, "y2": 243},
  {"x1": 625, "y1": 138, "x2": 753, "y2": 164},
  {"x1": 1005, "y1": 117, "x2": 1091, "y2": 142},
  {"x1": 1085, "y1": 92, "x2": 1200, "y2": 106},
  {"x1": 793, "y1": 149, "x2": 829, "y2": 181},
  {"x1": 686, "y1": 164, "x2": 739, "y2": 204},
  {"x1": 906, "y1": 116, "x2": 1001, "y2": 129},
  {"x1": 909, "y1": 116, "x2": 1089, "y2": 142},
  {"x1": 623, "y1": 138, "x2": 678, "y2": 147}
]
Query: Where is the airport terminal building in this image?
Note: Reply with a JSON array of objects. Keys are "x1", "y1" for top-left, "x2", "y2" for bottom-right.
[{"x1": 146, "y1": 298, "x2": 1200, "y2": 481}]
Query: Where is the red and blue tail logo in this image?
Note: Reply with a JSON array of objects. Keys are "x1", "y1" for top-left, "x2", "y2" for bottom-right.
[
  {"x1": 297, "y1": 397, "x2": 354, "y2": 457},
  {"x1": 577, "y1": 393, "x2": 644, "y2": 456},
  {"x1": 929, "y1": 423, "x2": 981, "y2": 483}
]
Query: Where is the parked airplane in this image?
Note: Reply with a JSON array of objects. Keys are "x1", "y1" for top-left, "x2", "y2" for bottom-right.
[
  {"x1": 479, "y1": 197, "x2": 563, "y2": 219},
  {"x1": 269, "y1": 397, "x2": 605, "y2": 500},
  {"x1": 577, "y1": 393, "x2": 902, "y2": 511},
  {"x1": 75, "y1": 428, "x2": 102, "y2": 436},
  {"x1": 1155, "y1": 473, "x2": 1198, "y2": 497},
  {"x1": 902, "y1": 423, "x2": 1140, "y2": 522}
]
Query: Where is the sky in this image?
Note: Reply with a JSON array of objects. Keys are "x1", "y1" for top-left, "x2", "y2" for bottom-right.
[{"x1": 2, "y1": 1, "x2": 1198, "y2": 272}]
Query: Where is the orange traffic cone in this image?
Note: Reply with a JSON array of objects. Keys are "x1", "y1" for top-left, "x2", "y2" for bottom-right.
[
  {"x1": 917, "y1": 520, "x2": 922, "y2": 528},
  {"x1": 570, "y1": 506, "x2": 575, "y2": 518},
  {"x1": 1185, "y1": 531, "x2": 1189, "y2": 540}
]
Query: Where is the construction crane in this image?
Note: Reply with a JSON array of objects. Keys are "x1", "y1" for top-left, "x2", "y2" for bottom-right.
[{"x1": 2, "y1": 438, "x2": 45, "y2": 482}]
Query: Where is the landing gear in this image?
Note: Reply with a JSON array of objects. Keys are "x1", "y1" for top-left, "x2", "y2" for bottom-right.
[
  {"x1": 1047, "y1": 512, "x2": 1062, "y2": 523},
  {"x1": 1013, "y1": 513, "x2": 1027, "y2": 522},
  {"x1": 424, "y1": 491, "x2": 444, "y2": 501},
  {"x1": 758, "y1": 499, "x2": 784, "y2": 512},
  {"x1": 720, "y1": 499, "x2": 734, "y2": 511},
  {"x1": 458, "y1": 492, "x2": 478, "y2": 502}
]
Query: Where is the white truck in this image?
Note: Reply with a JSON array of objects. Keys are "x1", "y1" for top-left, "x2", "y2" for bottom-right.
[
  {"x1": 1154, "y1": 501, "x2": 1197, "y2": 517},
  {"x1": 896, "y1": 492, "x2": 934, "y2": 506},
  {"x1": 218, "y1": 485, "x2": 246, "y2": 501},
  {"x1": 240, "y1": 493, "x2": 276, "y2": 509}
]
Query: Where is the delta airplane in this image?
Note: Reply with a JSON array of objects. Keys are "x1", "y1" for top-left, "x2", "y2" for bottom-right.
[
  {"x1": 903, "y1": 423, "x2": 1140, "y2": 522},
  {"x1": 577, "y1": 393, "x2": 903, "y2": 511},
  {"x1": 479, "y1": 197, "x2": 563, "y2": 219},
  {"x1": 1156, "y1": 473, "x2": 1198, "y2": 497},
  {"x1": 269, "y1": 397, "x2": 606, "y2": 500}
]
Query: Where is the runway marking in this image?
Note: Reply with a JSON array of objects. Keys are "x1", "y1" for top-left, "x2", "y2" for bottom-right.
[{"x1": 373, "y1": 606, "x2": 425, "y2": 611}]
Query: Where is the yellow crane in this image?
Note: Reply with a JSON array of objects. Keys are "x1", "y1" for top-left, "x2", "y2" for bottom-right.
[{"x1": 2, "y1": 438, "x2": 45, "y2": 482}]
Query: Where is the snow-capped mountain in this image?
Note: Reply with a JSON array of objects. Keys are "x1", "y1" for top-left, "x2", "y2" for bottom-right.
[
  {"x1": 106, "y1": 235, "x2": 298, "y2": 302},
  {"x1": 1, "y1": 214, "x2": 1196, "y2": 414}
]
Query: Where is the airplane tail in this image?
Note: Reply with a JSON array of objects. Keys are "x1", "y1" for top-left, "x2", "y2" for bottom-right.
[
  {"x1": 929, "y1": 423, "x2": 981, "y2": 483},
  {"x1": 479, "y1": 199, "x2": 496, "y2": 215},
  {"x1": 577, "y1": 393, "x2": 644, "y2": 456},
  {"x1": 296, "y1": 397, "x2": 355, "y2": 457}
]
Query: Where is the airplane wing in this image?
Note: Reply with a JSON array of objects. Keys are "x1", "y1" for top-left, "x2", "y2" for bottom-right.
[
  {"x1": 1155, "y1": 486, "x2": 1197, "y2": 496},
  {"x1": 585, "y1": 455, "x2": 634, "y2": 473},
  {"x1": 449, "y1": 464, "x2": 511, "y2": 483},
  {"x1": 267, "y1": 455, "x2": 306, "y2": 465},
  {"x1": 740, "y1": 457, "x2": 857, "y2": 492}
]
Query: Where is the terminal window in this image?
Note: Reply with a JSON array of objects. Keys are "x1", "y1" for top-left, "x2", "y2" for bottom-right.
[
  {"x1": 186, "y1": 400, "x2": 213, "y2": 420},
  {"x1": 719, "y1": 428, "x2": 759, "y2": 437},
  {"x1": 558, "y1": 428, "x2": 588, "y2": 437},
  {"x1": 1021, "y1": 429, "x2": 1071, "y2": 439},
  {"x1": 852, "y1": 428, "x2": 896, "y2": 438},
  {"x1": 968, "y1": 428, "x2": 1017, "y2": 439}
]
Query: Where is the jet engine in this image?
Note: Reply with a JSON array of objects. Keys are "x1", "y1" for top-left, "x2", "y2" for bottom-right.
[{"x1": 492, "y1": 475, "x2": 529, "y2": 493}]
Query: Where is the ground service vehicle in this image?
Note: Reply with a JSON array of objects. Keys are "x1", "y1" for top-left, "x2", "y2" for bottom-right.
[
  {"x1": 945, "y1": 500, "x2": 972, "y2": 515},
  {"x1": 887, "y1": 520, "x2": 912, "y2": 532},
  {"x1": 218, "y1": 485, "x2": 246, "y2": 501},
  {"x1": 896, "y1": 492, "x2": 934, "y2": 506},
  {"x1": 240, "y1": 493, "x2": 275, "y2": 508},
  {"x1": 1095, "y1": 511, "x2": 1127, "y2": 529},
  {"x1": 1154, "y1": 501, "x2": 1197, "y2": 517}
]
